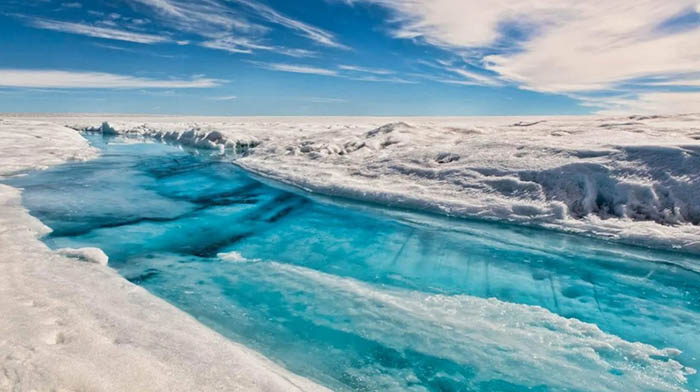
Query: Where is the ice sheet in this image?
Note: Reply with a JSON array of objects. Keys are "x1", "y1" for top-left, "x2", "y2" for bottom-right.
[
  {"x1": 2, "y1": 114, "x2": 698, "y2": 390},
  {"x1": 14, "y1": 133, "x2": 695, "y2": 390}
]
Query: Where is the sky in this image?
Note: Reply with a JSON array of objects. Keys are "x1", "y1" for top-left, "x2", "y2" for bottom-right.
[{"x1": 1, "y1": 0, "x2": 699, "y2": 116}]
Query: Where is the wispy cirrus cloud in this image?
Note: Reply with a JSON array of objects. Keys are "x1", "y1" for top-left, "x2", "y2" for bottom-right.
[
  {"x1": 253, "y1": 62, "x2": 416, "y2": 83},
  {"x1": 338, "y1": 64, "x2": 393, "y2": 75},
  {"x1": 91, "y1": 42, "x2": 182, "y2": 58},
  {"x1": 200, "y1": 37, "x2": 317, "y2": 57},
  {"x1": 254, "y1": 62, "x2": 339, "y2": 76},
  {"x1": 304, "y1": 97, "x2": 347, "y2": 103},
  {"x1": 30, "y1": 18, "x2": 169, "y2": 44},
  {"x1": 275, "y1": 48, "x2": 318, "y2": 58},
  {"x1": 128, "y1": 0, "x2": 260, "y2": 37},
  {"x1": 129, "y1": 0, "x2": 346, "y2": 54},
  {"x1": 337, "y1": 64, "x2": 415, "y2": 82},
  {"x1": 0, "y1": 69, "x2": 221, "y2": 88},
  {"x1": 441, "y1": 66, "x2": 501, "y2": 87},
  {"x1": 233, "y1": 0, "x2": 348, "y2": 49},
  {"x1": 412, "y1": 59, "x2": 502, "y2": 87},
  {"x1": 209, "y1": 95, "x2": 238, "y2": 101},
  {"x1": 20, "y1": 0, "x2": 343, "y2": 58},
  {"x1": 347, "y1": 74, "x2": 416, "y2": 84},
  {"x1": 200, "y1": 36, "x2": 272, "y2": 54}
]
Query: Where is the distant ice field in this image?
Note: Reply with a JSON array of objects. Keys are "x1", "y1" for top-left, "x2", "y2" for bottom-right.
[{"x1": 7, "y1": 133, "x2": 698, "y2": 391}]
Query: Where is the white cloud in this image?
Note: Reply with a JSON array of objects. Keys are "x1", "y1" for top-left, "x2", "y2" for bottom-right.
[
  {"x1": 234, "y1": 0, "x2": 348, "y2": 49},
  {"x1": 337, "y1": 64, "x2": 416, "y2": 82},
  {"x1": 130, "y1": 0, "x2": 258, "y2": 37},
  {"x1": 435, "y1": 78, "x2": 487, "y2": 87},
  {"x1": 201, "y1": 37, "x2": 316, "y2": 57},
  {"x1": 255, "y1": 63, "x2": 338, "y2": 76},
  {"x1": 443, "y1": 66, "x2": 501, "y2": 86},
  {"x1": 484, "y1": 6, "x2": 700, "y2": 93},
  {"x1": 253, "y1": 62, "x2": 417, "y2": 83},
  {"x1": 305, "y1": 97, "x2": 347, "y2": 103},
  {"x1": 31, "y1": 18, "x2": 168, "y2": 44},
  {"x1": 201, "y1": 37, "x2": 270, "y2": 54},
  {"x1": 0, "y1": 69, "x2": 221, "y2": 88},
  {"x1": 347, "y1": 0, "x2": 700, "y2": 109},
  {"x1": 210, "y1": 95, "x2": 238, "y2": 101},
  {"x1": 338, "y1": 65, "x2": 393, "y2": 75},
  {"x1": 131, "y1": 0, "x2": 346, "y2": 53},
  {"x1": 412, "y1": 59, "x2": 502, "y2": 87},
  {"x1": 24, "y1": 0, "x2": 343, "y2": 58},
  {"x1": 275, "y1": 48, "x2": 318, "y2": 58},
  {"x1": 344, "y1": 0, "x2": 520, "y2": 48},
  {"x1": 348, "y1": 75, "x2": 416, "y2": 84}
]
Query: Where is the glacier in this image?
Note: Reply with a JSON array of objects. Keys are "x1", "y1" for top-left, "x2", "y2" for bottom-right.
[{"x1": 1, "y1": 114, "x2": 699, "y2": 391}]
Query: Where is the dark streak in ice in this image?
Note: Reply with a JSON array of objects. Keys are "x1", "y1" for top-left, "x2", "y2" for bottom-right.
[
  {"x1": 146, "y1": 159, "x2": 218, "y2": 179},
  {"x1": 126, "y1": 268, "x2": 160, "y2": 284},
  {"x1": 266, "y1": 199, "x2": 310, "y2": 223},
  {"x1": 186, "y1": 233, "x2": 252, "y2": 258},
  {"x1": 390, "y1": 228, "x2": 414, "y2": 267},
  {"x1": 549, "y1": 274, "x2": 561, "y2": 313}
]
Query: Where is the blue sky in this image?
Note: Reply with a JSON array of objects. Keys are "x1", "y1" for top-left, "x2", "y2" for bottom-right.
[{"x1": 1, "y1": 0, "x2": 699, "y2": 115}]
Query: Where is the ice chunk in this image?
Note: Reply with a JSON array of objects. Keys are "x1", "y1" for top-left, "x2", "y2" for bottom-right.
[
  {"x1": 56, "y1": 247, "x2": 109, "y2": 266},
  {"x1": 218, "y1": 251, "x2": 256, "y2": 263}
]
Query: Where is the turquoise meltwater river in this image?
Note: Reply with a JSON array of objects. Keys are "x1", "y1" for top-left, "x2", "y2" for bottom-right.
[{"x1": 6, "y1": 134, "x2": 699, "y2": 391}]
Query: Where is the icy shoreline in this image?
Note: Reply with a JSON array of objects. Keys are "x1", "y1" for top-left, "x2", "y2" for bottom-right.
[
  {"x1": 0, "y1": 118, "x2": 327, "y2": 391},
  {"x1": 34, "y1": 113, "x2": 700, "y2": 255}
]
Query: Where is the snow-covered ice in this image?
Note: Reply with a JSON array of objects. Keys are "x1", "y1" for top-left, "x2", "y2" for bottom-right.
[
  {"x1": 0, "y1": 118, "x2": 327, "y2": 391},
  {"x1": 32, "y1": 113, "x2": 700, "y2": 254},
  {"x1": 0, "y1": 118, "x2": 97, "y2": 176}
]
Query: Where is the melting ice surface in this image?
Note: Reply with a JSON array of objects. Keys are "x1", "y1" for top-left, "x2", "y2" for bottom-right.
[{"x1": 6, "y1": 134, "x2": 700, "y2": 392}]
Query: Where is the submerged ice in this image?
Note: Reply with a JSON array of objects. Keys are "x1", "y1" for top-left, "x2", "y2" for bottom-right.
[{"x1": 6, "y1": 133, "x2": 699, "y2": 391}]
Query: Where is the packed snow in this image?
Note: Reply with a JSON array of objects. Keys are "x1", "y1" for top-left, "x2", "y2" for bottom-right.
[
  {"x1": 56, "y1": 247, "x2": 110, "y2": 266},
  {"x1": 26, "y1": 113, "x2": 700, "y2": 254},
  {"x1": 0, "y1": 118, "x2": 327, "y2": 391}
]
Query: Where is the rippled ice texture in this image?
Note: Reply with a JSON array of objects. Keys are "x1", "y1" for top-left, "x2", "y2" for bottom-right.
[{"x1": 7, "y1": 134, "x2": 699, "y2": 392}]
